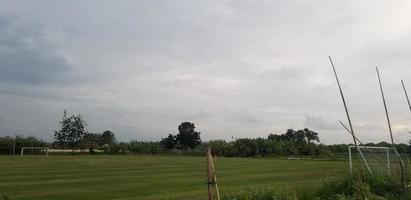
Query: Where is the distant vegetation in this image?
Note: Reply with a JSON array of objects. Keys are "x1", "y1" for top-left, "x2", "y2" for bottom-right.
[
  {"x1": 0, "y1": 127, "x2": 409, "y2": 157},
  {"x1": 0, "y1": 135, "x2": 47, "y2": 155},
  {"x1": 0, "y1": 112, "x2": 410, "y2": 156}
]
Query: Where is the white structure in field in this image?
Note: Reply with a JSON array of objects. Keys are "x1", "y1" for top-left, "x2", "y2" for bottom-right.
[
  {"x1": 20, "y1": 147, "x2": 50, "y2": 156},
  {"x1": 348, "y1": 146, "x2": 393, "y2": 176}
]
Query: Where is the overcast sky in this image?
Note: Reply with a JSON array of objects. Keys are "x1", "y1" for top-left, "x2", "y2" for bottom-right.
[{"x1": 0, "y1": 1, "x2": 410, "y2": 144}]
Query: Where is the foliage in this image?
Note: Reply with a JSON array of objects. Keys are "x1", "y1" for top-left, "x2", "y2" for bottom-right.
[
  {"x1": 159, "y1": 122, "x2": 201, "y2": 151},
  {"x1": 80, "y1": 130, "x2": 116, "y2": 152},
  {"x1": 223, "y1": 174, "x2": 409, "y2": 200},
  {"x1": 160, "y1": 134, "x2": 177, "y2": 150},
  {"x1": 0, "y1": 135, "x2": 47, "y2": 154},
  {"x1": 176, "y1": 122, "x2": 201, "y2": 150},
  {"x1": 54, "y1": 115, "x2": 88, "y2": 152},
  {"x1": 81, "y1": 133, "x2": 101, "y2": 152},
  {"x1": 127, "y1": 140, "x2": 161, "y2": 154},
  {"x1": 205, "y1": 128, "x2": 326, "y2": 157},
  {"x1": 101, "y1": 130, "x2": 116, "y2": 146}
]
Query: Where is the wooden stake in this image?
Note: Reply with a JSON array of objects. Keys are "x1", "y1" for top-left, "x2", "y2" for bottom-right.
[{"x1": 207, "y1": 147, "x2": 220, "y2": 200}]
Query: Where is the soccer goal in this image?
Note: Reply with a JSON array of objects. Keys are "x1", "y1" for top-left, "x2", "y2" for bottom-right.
[
  {"x1": 348, "y1": 146, "x2": 402, "y2": 176},
  {"x1": 20, "y1": 147, "x2": 50, "y2": 156}
]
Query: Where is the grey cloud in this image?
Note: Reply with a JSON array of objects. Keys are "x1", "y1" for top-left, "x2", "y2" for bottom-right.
[
  {"x1": 0, "y1": 14, "x2": 71, "y2": 84},
  {"x1": 304, "y1": 114, "x2": 339, "y2": 130},
  {"x1": 0, "y1": 1, "x2": 410, "y2": 144}
]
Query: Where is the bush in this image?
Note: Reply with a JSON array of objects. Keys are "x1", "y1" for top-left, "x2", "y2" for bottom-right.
[{"x1": 222, "y1": 174, "x2": 409, "y2": 200}]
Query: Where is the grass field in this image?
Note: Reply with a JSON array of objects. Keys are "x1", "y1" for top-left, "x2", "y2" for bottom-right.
[{"x1": 0, "y1": 155, "x2": 348, "y2": 200}]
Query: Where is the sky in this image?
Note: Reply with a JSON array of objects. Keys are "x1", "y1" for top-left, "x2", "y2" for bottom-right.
[{"x1": 0, "y1": 0, "x2": 411, "y2": 144}]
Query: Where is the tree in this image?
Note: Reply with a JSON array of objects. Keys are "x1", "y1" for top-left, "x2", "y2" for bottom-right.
[
  {"x1": 295, "y1": 130, "x2": 306, "y2": 144},
  {"x1": 303, "y1": 128, "x2": 319, "y2": 143},
  {"x1": 176, "y1": 122, "x2": 201, "y2": 150},
  {"x1": 284, "y1": 129, "x2": 296, "y2": 141},
  {"x1": 101, "y1": 130, "x2": 116, "y2": 146},
  {"x1": 160, "y1": 134, "x2": 177, "y2": 150},
  {"x1": 54, "y1": 115, "x2": 88, "y2": 153},
  {"x1": 268, "y1": 133, "x2": 282, "y2": 141}
]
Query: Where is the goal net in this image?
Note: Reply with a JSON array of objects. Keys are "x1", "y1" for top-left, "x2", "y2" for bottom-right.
[
  {"x1": 20, "y1": 147, "x2": 49, "y2": 156},
  {"x1": 348, "y1": 146, "x2": 403, "y2": 177}
]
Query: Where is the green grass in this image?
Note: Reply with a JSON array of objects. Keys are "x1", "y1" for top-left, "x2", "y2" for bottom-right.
[{"x1": 0, "y1": 155, "x2": 347, "y2": 200}]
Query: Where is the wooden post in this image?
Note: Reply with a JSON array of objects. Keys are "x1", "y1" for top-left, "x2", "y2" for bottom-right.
[
  {"x1": 207, "y1": 147, "x2": 220, "y2": 200},
  {"x1": 207, "y1": 148, "x2": 213, "y2": 200}
]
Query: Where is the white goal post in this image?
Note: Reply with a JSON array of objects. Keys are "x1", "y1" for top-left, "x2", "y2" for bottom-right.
[
  {"x1": 20, "y1": 147, "x2": 50, "y2": 156},
  {"x1": 348, "y1": 145, "x2": 392, "y2": 176}
]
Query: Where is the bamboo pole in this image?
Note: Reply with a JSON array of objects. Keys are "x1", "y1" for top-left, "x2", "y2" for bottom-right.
[
  {"x1": 401, "y1": 80, "x2": 411, "y2": 112},
  {"x1": 329, "y1": 57, "x2": 362, "y2": 155},
  {"x1": 329, "y1": 56, "x2": 365, "y2": 199},
  {"x1": 339, "y1": 120, "x2": 386, "y2": 174},
  {"x1": 376, "y1": 67, "x2": 406, "y2": 191}
]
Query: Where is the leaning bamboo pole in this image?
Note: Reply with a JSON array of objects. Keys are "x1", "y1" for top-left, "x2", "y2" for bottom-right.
[
  {"x1": 329, "y1": 56, "x2": 365, "y2": 199},
  {"x1": 339, "y1": 120, "x2": 387, "y2": 173},
  {"x1": 376, "y1": 67, "x2": 406, "y2": 191},
  {"x1": 401, "y1": 80, "x2": 411, "y2": 113}
]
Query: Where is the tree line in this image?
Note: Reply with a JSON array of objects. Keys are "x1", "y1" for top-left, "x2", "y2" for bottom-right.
[
  {"x1": 0, "y1": 135, "x2": 47, "y2": 154},
  {"x1": 0, "y1": 113, "x2": 410, "y2": 156}
]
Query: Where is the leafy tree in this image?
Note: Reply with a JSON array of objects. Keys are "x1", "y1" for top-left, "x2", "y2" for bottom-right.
[
  {"x1": 128, "y1": 140, "x2": 161, "y2": 154},
  {"x1": 207, "y1": 140, "x2": 231, "y2": 156},
  {"x1": 54, "y1": 115, "x2": 88, "y2": 153},
  {"x1": 0, "y1": 136, "x2": 14, "y2": 154},
  {"x1": 303, "y1": 128, "x2": 319, "y2": 143},
  {"x1": 101, "y1": 130, "x2": 116, "y2": 146},
  {"x1": 295, "y1": 129, "x2": 306, "y2": 144},
  {"x1": 267, "y1": 133, "x2": 281, "y2": 141},
  {"x1": 284, "y1": 129, "x2": 296, "y2": 141},
  {"x1": 160, "y1": 134, "x2": 177, "y2": 150},
  {"x1": 176, "y1": 122, "x2": 201, "y2": 150}
]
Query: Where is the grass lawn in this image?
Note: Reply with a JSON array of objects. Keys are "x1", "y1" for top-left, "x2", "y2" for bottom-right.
[{"x1": 0, "y1": 155, "x2": 348, "y2": 200}]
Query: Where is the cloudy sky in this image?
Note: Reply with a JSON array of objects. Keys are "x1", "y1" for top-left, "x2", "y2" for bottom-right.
[{"x1": 0, "y1": 0, "x2": 410, "y2": 144}]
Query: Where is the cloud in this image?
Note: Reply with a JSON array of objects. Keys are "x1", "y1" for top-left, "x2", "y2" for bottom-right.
[
  {"x1": 0, "y1": 14, "x2": 71, "y2": 84},
  {"x1": 0, "y1": 1, "x2": 410, "y2": 144},
  {"x1": 304, "y1": 114, "x2": 339, "y2": 130}
]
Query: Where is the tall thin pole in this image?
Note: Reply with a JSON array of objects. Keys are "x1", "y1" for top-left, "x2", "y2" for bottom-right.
[
  {"x1": 329, "y1": 57, "x2": 361, "y2": 152},
  {"x1": 377, "y1": 67, "x2": 398, "y2": 147},
  {"x1": 401, "y1": 80, "x2": 411, "y2": 112},
  {"x1": 376, "y1": 67, "x2": 406, "y2": 190},
  {"x1": 329, "y1": 56, "x2": 364, "y2": 199}
]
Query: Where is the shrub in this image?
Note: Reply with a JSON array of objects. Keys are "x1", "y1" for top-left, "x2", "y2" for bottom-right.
[{"x1": 222, "y1": 174, "x2": 409, "y2": 200}]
